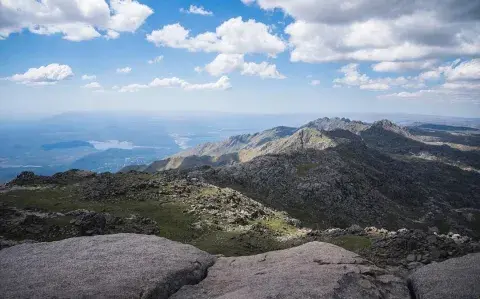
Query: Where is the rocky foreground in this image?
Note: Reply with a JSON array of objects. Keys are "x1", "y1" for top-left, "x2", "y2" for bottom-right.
[{"x1": 0, "y1": 233, "x2": 479, "y2": 299}]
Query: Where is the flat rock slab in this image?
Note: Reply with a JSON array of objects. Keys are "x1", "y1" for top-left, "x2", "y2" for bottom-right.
[
  {"x1": 0, "y1": 233, "x2": 215, "y2": 299},
  {"x1": 409, "y1": 252, "x2": 480, "y2": 299},
  {"x1": 171, "y1": 241, "x2": 410, "y2": 299}
]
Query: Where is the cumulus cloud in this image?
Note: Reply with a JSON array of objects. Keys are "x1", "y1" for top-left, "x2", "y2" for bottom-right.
[
  {"x1": 0, "y1": 0, "x2": 153, "y2": 41},
  {"x1": 333, "y1": 63, "x2": 420, "y2": 91},
  {"x1": 204, "y1": 54, "x2": 244, "y2": 76},
  {"x1": 244, "y1": 1, "x2": 480, "y2": 63},
  {"x1": 118, "y1": 76, "x2": 231, "y2": 92},
  {"x1": 146, "y1": 17, "x2": 286, "y2": 56},
  {"x1": 148, "y1": 56, "x2": 164, "y2": 64},
  {"x1": 105, "y1": 30, "x2": 120, "y2": 40},
  {"x1": 184, "y1": 76, "x2": 231, "y2": 90},
  {"x1": 119, "y1": 83, "x2": 149, "y2": 93},
  {"x1": 372, "y1": 60, "x2": 438, "y2": 72},
  {"x1": 202, "y1": 54, "x2": 286, "y2": 79},
  {"x1": 82, "y1": 74, "x2": 97, "y2": 81},
  {"x1": 8, "y1": 63, "x2": 73, "y2": 85},
  {"x1": 359, "y1": 83, "x2": 390, "y2": 91},
  {"x1": 180, "y1": 5, "x2": 213, "y2": 16},
  {"x1": 241, "y1": 62, "x2": 286, "y2": 79},
  {"x1": 378, "y1": 58, "x2": 480, "y2": 104},
  {"x1": 444, "y1": 59, "x2": 480, "y2": 81},
  {"x1": 116, "y1": 67, "x2": 132, "y2": 74},
  {"x1": 83, "y1": 82, "x2": 102, "y2": 89}
]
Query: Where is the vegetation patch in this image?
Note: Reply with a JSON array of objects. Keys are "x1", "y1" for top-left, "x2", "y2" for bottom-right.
[
  {"x1": 0, "y1": 189, "x2": 198, "y2": 243},
  {"x1": 193, "y1": 230, "x2": 289, "y2": 256},
  {"x1": 330, "y1": 235, "x2": 372, "y2": 252},
  {"x1": 296, "y1": 163, "x2": 318, "y2": 177},
  {"x1": 258, "y1": 216, "x2": 298, "y2": 235}
]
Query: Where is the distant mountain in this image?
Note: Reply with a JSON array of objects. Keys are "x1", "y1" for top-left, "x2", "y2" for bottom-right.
[
  {"x1": 413, "y1": 123, "x2": 479, "y2": 132},
  {"x1": 121, "y1": 117, "x2": 480, "y2": 237},
  {"x1": 300, "y1": 117, "x2": 369, "y2": 133},
  {"x1": 132, "y1": 117, "x2": 479, "y2": 173}
]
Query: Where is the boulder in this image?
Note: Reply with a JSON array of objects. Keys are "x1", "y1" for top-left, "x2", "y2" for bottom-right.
[
  {"x1": 0, "y1": 234, "x2": 215, "y2": 299},
  {"x1": 409, "y1": 253, "x2": 480, "y2": 299},
  {"x1": 171, "y1": 241, "x2": 410, "y2": 299}
]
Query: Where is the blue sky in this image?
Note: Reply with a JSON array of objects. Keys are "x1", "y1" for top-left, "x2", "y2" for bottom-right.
[{"x1": 0, "y1": 0, "x2": 479, "y2": 119}]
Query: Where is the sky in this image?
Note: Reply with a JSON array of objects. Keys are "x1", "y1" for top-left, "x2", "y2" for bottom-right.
[{"x1": 0, "y1": 0, "x2": 480, "y2": 119}]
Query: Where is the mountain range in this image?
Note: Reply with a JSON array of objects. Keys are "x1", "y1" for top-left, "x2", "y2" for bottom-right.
[{"x1": 121, "y1": 117, "x2": 480, "y2": 237}]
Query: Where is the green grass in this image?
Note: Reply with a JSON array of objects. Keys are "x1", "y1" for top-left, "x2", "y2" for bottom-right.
[
  {"x1": 193, "y1": 230, "x2": 287, "y2": 256},
  {"x1": 0, "y1": 189, "x2": 198, "y2": 243},
  {"x1": 258, "y1": 216, "x2": 298, "y2": 235},
  {"x1": 330, "y1": 235, "x2": 372, "y2": 252},
  {"x1": 0, "y1": 188, "x2": 304, "y2": 256}
]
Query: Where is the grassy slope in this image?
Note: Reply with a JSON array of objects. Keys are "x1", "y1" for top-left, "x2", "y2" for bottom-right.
[{"x1": 0, "y1": 186, "x2": 302, "y2": 256}]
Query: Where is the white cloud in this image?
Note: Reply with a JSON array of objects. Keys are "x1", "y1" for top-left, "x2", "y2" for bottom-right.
[
  {"x1": 180, "y1": 5, "x2": 213, "y2": 16},
  {"x1": 83, "y1": 82, "x2": 102, "y2": 89},
  {"x1": 0, "y1": 0, "x2": 153, "y2": 41},
  {"x1": 116, "y1": 67, "x2": 132, "y2": 74},
  {"x1": 333, "y1": 63, "x2": 415, "y2": 91},
  {"x1": 105, "y1": 30, "x2": 120, "y2": 40},
  {"x1": 310, "y1": 80, "x2": 321, "y2": 86},
  {"x1": 202, "y1": 54, "x2": 286, "y2": 79},
  {"x1": 184, "y1": 76, "x2": 231, "y2": 91},
  {"x1": 149, "y1": 77, "x2": 187, "y2": 88},
  {"x1": 379, "y1": 58, "x2": 480, "y2": 104},
  {"x1": 204, "y1": 54, "x2": 245, "y2": 76},
  {"x1": 108, "y1": 0, "x2": 154, "y2": 32},
  {"x1": 442, "y1": 82, "x2": 480, "y2": 90},
  {"x1": 418, "y1": 70, "x2": 442, "y2": 81},
  {"x1": 241, "y1": 62, "x2": 286, "y2": 79},
  {"x1": 333, "y1": 64, "x2": 369, "y2": 86},
  {"x1": 146, "y1": 17, "x2": 286, "y2": 56},
  {"x1": 372, "y1": 60, "x2": 437, "y2": 72},
  {"x1": 194, "y1": 66, "x2": 203, "y2": 73},
  {"x1": 360, "y1": 83, "x2": 390, "y2": 90},
  {"x1": 82, "y1": 74, "x2": 97, "y2": 81},
  {"x1": 8, "y1": 63, "x2": 73, "y2": 85},
  {"x1": 148, "y1": 56, "x2": 164, "y2": 64},
  {"x1": 380, "y1": 88, "x2": 479, "y2": 104},
  {"x1": 119, "y1": 83, "x2": 149, "y2": 93},
  {"x1": 118, "y1": 76, "x2": 232, "y2": 92},
  {"x1": 444, "y1": 59, "x2": 480, "y2": 81},
  {"x1": 248, "y1": 1, "x2": 480, "y2": 63},
  {"x1": 29, "y1": 23, "x2": 102, "y2": 42}
]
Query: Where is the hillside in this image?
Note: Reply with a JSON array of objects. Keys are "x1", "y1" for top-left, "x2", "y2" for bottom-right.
[
  {"x1": 135, "y1": 117, "x2": 480, "y2": 173},
  {"x1": 119, "y1": 118, "x2": 480, "y2": 237}
]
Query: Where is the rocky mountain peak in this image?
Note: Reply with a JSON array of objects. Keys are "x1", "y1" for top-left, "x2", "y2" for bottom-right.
[{"x1": 302, "y1": 117, "x2": 369, "y2": 134}]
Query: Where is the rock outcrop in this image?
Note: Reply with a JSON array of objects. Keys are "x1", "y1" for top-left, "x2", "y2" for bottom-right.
[
  {"x1": 1, "y1": 234, "x2": 480, "y2": 298},
  {"x1": 0, "y1": 234, "x2": 215, "y2": 299},
  {"x1": 409, "y1": 252, "x2": 480, "y2": 299},
  {"x1": 173, "y1": 241, "x2": 410, "y2": 299}
]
